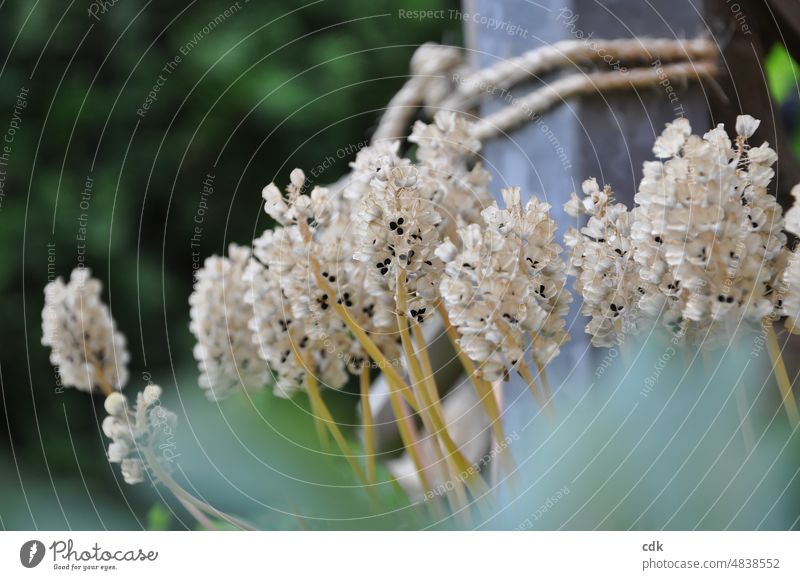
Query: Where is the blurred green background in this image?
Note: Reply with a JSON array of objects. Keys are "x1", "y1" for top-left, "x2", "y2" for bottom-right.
[
  {"x1": 2, "y1": 0, "x2": 800, "y2": 531},
  {"x1": 0, "y1": 0, "x2": 460, "y2": 530}
]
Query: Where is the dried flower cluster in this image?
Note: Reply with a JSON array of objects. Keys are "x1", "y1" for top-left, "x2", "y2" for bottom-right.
[
  {"x1": 245, "y1": 168, "x2": 401, "y2": 396},
  {"x1": 40, "y1": 268, "x2": 181, "y2": 487},
  {"x1": 103, "y1": 385, "x2": 177, "y2": 485},
  {"x1": 565, "y1": 179, "x2": 646, "y2": 347},
  {"x1": 193, "y1": 113, "x2": 507, "y2": 399},
  {"x1": 41, "y1": 108, "x2": 800, "y2": 514},
  {"x1": 438, "y1": 186, "x2": 571, "y2": 380},
  {"x1": 41, "y1": 267, "x2": 129, "y2": 393},
  {"x1": 567, "y1": 115, "x2": 790, "y2": 347},
  {"x1": 408, "y1": 112, "x2": 493, "y2": 230},
  {"x1": 190, "y1": 244, "x2": 269, "y2": 401}
]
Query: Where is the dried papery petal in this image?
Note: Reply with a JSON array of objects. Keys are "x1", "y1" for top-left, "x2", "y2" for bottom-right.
[
  {"x1": 784, "y1": 184, "x2": 800, "y2": 236},
  {"x1": 736, "y1": 114, "x2": 760, "y2": 139}
]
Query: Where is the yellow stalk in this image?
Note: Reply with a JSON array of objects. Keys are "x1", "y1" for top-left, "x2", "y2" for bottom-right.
[
  {"x1": 297, "y1": 219, "x2": 419, "y2": 412},
  {"x1": 394, "y1": 274, "x2": 487, "y2": 500},
  {"x1": 436, "y1": 302, "x2": 517, "y2": 478},
  {"x1": 310, "y1": 261, "x2": 420, "y2": 413},
  {"x1": 291, "y1": 347, "x2": 371, "y2": 486},
  {"x1": 408, "y1": 320, "x2": 472, "y2": 520},
  {"x1": 395, "y1": 271, "x2": 473, "y2": 509},
  {"x1": 359, "y1": 367, "x2": 377, "y2": 485},
  {"x1": 516, "y1": 361, "x2": 545, "y2": 406},
  {"x1": 765, "y1": 323, "x2": 800, "y2": 427},
  {"x1": 396, "y1": 275, "x2": 469, "y2": 464},
  {"x1": 494, "y1": 319, "x2": 547, "y2": 409},
  {"x1": 394, "y1": 271, "x2": 426, "y2": 394},
  {"x1": 384, "y1": 373, "x2": 433, "y2": 495},
  {"x1": 472, "y1": 373, "x2": 517, "y2": 478},
  {"x1": 308, "y1": 392, "x2": 331, "y2": 453},
  {"x1": 91, "y1": 360, "x2": 115, "y2": 396},
  {"x1": 535, "y1": 360, "x2": 553, "y2": 407}
]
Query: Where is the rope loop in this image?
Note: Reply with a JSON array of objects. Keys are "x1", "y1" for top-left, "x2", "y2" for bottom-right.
[{"x1": 372, "y1": 37, "x2": 718, "y2": 144}]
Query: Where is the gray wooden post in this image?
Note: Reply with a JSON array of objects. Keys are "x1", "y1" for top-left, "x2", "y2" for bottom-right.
[{"x1": 462, "y1": 0, "x2": 710, "y2": 426}]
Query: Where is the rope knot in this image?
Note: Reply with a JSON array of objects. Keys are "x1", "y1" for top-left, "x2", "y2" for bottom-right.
[{"x1": 409, "y1": 42, "x2": 462, "y2": 78}]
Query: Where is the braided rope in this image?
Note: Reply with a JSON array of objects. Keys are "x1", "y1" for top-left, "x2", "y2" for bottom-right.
[
  {"x1": 370, "y1": 42, "x2": 462, "y2": 143},
  {"x1": 471, "y1": 59, "x2": 717, "y2": 141},
  {"x1": 440, "y1": 37, "x2": 716, "y2": 112},
  {"x1": 371, "y1": 37, "x2": 718, "y2": 144}
]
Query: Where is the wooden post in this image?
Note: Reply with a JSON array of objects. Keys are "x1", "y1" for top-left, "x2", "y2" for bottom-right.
[{"x1": 462, "y1": 0, "x2": 710, "y2": 416}]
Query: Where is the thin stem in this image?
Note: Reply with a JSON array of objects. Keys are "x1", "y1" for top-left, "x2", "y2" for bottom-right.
[
  {"x1": 91, "y1": 360, "x2": 115, "y2": 396},
  {"x1": 298, "y1": 220, "x2": 419, "y2": 412},
  {"x1": 765, "y1": 323, "x2": 800, "y2": 428},
  {"x1": 407, "y1": 318, "x2": 470, "y2": 519},
  {"x1": 394, "y1": 275, "x2": 485, "y2": 500},
  {"x1": 384, "y1": 374, "x2": 433, "y2": 496},
  {"x1": 313, "y1": 264, "x2": 419, "y2": 412},
  {"x1": 535, "y1": 361, "x2": 553, "y2": 408},
  {"x1": 436, "y1": 302, "x2": 517, "y2": 479},
  {"x1": 309, "y1": 394, "x2": 331, "y2": 453},
  {"x1": 175, "y1": 494, "x2": 216, "y2": 531},
  {"x1": 494, "y1": 319, "x2": 547, "y2": 410},
  {"x1": 395, "y1": 273, "x2": 474, "y2": 481},
  {"x1": 291, "y1": 347, "x2": 371, "y2": 487},
  {"x1": 142, "y1": 448, "x2": 256, "y2": 531},
  {"x1": 395, "y1": 271, "x2": 427, "y2": 393},
  {"x1": 359, "y1": 367, "x2": 377, "y2": 485},
  {"x1": 516, "y1": 360, "x2": 550, "y2": 416}
]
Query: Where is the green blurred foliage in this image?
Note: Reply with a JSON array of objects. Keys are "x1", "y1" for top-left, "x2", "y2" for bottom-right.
[
  {"x1": 490, "y1": 329, "x2": 800, "y2": 530},
  {"x1": 0, "y1": 0, "x2": 458, "y2": 530},
  {"x1": 766, "y1": 44, "x2": 800, "y2": 158}
]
